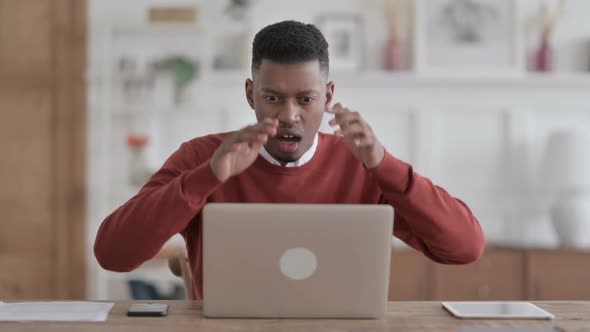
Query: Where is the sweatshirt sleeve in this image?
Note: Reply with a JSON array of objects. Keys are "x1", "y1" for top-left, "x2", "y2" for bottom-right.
[
  {"x1": 370, "y1": 151, "x2": 485, "y2": 264},
  {"x1": 94, "y1": 140, "x2": 222, "y2": 272}
]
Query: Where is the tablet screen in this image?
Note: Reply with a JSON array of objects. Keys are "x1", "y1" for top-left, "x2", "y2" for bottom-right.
[{"x1": 442, "y1": 302, "x2": 554, "y2": 319}]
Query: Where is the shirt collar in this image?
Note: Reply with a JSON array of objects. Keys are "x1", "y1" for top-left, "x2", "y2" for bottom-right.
[{"x1": 259, "y1": 134, "x2": 318, "y2": 167}]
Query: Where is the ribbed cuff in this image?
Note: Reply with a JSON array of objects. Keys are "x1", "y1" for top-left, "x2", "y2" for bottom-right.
[
  {"x1": 369, "y1": 151, "x2": 412, "y2": 194},
  {"x1": 180, "y1": 160, "x2": 223, "y2": 208}
]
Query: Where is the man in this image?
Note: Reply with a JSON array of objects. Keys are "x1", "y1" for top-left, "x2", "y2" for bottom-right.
[{"x1": 94, "y1": 20, "x2": 485, "y2": 300}]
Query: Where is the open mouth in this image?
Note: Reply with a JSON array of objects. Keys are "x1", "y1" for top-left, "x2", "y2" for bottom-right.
[{"x1": 276, "y1": 132, "x2": 302, "y2": 154}]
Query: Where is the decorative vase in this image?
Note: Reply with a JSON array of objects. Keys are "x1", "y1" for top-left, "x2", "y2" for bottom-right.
[
  {"x1": 534, "y1": 30, "x2": 553, "y2": 72},
  {"x1": 550, "y1": 191, "x2": 590, "y2": 248},
  {"x1": 384, "y1": 33, "x2": 404, "y2": 71},
  {"x1": 127, "y1": 134, "x2": 150, "y2": 187}
]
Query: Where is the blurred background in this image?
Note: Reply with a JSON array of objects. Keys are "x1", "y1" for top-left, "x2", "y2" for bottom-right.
[{"x1": 3, "y1": 0, "x2": 590, "y2": 302}]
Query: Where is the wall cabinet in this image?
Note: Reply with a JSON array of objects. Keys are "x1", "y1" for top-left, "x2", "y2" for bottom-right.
[
  {"x1": 526, "y1": 249, "x2": 590, "y2": 300},
  {"x1": 388, "y1": 249, "x2": 431, "y2": 301},
  {"x1": 389, "y1": 247, "x2": 590, "y2": 301}
]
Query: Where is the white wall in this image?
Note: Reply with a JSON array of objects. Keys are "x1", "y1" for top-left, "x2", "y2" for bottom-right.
[
  {"x1": 88, "y1": 0, "x2": 590, "y2": 243},
  {"x1": 87, "y1": 0, "x2": 590, "y2": 299}
]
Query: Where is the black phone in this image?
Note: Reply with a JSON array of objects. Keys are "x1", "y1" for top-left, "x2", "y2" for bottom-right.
[{"x1": 127, "y1": 303, "x2": 169, "y2": 317}]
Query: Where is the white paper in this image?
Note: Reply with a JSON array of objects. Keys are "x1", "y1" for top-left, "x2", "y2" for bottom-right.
[{"x1": 0, "y1": 301, "x2": 114, "y2": 322}]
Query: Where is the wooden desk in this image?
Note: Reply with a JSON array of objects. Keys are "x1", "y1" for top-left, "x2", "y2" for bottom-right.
[{"x1": 2, "y1": 301, "x2": 589, "y2": 332}]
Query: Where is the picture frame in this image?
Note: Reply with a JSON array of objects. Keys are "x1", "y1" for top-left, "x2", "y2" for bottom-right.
[
  {"x1": 414, "y1": 0, "x2": 524, "y2": 76},
  {"x1": 315, "y1": 14, "x2": 365, "y2": 72}
]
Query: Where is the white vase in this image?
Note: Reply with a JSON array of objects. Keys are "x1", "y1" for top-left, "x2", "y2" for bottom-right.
[{"x1": 550, "y1": 191, "x2": 590, "y2": 248}]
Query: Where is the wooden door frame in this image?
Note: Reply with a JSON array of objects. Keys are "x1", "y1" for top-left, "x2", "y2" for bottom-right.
[{"x1": 52, "y1": 0, "x2": 87, "y2": 299}]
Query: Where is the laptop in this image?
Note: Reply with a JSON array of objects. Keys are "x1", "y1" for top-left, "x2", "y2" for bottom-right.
[{"x1": 202, "y1": 203, "x2": 393, "y2": 319}]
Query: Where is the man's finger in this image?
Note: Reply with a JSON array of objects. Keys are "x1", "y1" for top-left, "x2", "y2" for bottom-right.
[
  {"x1": 335, "y1": 128, "x2": 372, "y2": 146},
  {"x1": 238, "y1": 131, "x2": 269, "y2": 145},
  {"x1": 354, "y1": 137, "x2": 374, "y2": 147},
  {"x1": 327, "y1": 102, "x2": 345, "y2": 114},
  {"x1": 333, "y1": 102, "x2": 353, "y2": 113},
  {"x1": 228, "y1": 141, "x2": 246, "y2": 153},
  {"x1": 342, "y1": 130, "x2": 373, "y2": 148},
  {"x1": 327, "y1": 102, "x2": 363, "y2": 127},
  {"x1": 341, "y1": 123, "x2": 367, "y2": 136},
  {"x1": 335, "y1": 110, "x2": 360, "y2": 121},
  {"x1": 259, "y1": 117, "x2": 279, "y2": 127},
  {"x1": 330, "y1": 112, "x2": 362, "y2": 128},
  {"x1": 236, "y1": 120, "x2": 277, "y2": 140},
  {"x1": 255, "y1": 118, "x2": 279, "y2": 135},
  {"x1": 334, "y1": 111, "x2": 362, "y2": 126},
  {"x1": 342, "y1": 130, "x2": 368, "y2": 144},
  {"x1": 329, "y1": 116, "x2": 361, "y2": 128},
  {"x1": 249, "y1": 121, "x2": 276, "y2": 133},
  {"x1": 243, "y1": 125, "x2": 273, "y2": 137}
]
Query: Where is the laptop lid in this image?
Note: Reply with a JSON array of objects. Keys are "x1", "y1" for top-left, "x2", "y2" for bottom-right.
[{"x1": 202, "y1": 203, "x2": 393, "y2": 318}]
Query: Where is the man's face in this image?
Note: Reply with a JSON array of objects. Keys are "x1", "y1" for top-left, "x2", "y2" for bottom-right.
[{"x1": 246, "y1": 60, "x2": 334, "y2": 164}]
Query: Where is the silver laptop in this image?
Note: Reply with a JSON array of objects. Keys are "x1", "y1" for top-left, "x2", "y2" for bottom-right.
[{"x1": 202, "y1": 203, "x2": 393, "y2": 319}]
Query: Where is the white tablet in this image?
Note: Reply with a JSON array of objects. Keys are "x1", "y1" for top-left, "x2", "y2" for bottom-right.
[{"x1": 442, "y1": 302, "x2": 554, "y2": 320}]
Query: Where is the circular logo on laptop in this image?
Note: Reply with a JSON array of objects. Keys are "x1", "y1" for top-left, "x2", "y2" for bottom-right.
[{"x1": 279, "y1": 247, "x2": 317, "y2": 280}]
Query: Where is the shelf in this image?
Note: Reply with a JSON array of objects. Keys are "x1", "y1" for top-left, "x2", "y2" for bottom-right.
[
  {"x1": 100, "y1": 72, "x2": 590, "y2": 114},
  {"x1": 187, "y1": 70, "x2": 590, "y2": 89},
  {"x1": 192, "y1": 71, "x2": 590, "y2": 87},
  {"x1": 330, "y1": 71, "x2": 590, "y2": 88},
  {"x1": 109, "y1": 23, "x2": 204, "y2": 35},
  {"x1": 99, "y1": 71, "x2": 590, "y2": 117},
  {"x1": 207, "y1": 70, "x2": 250, "y2": 85},
  {"x1": 108, "y1": 106, "x2": 201, "y2": 115}
]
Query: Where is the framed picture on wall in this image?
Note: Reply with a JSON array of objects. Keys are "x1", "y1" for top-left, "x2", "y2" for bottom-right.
[
  {"x1": 316, "y1": 14, "x2": 365, "y2": 72},
  {"x1": 414, "y1": 0, "x2": 524, "y2": 76}
]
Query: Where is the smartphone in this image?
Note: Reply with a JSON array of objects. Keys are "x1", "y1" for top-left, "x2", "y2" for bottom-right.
[{"x1": 127, "y1": 303, "x2": 169, "y2": 317}]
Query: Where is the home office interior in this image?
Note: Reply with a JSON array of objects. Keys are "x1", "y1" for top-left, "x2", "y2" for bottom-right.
[{"x1": 3, "y1": 0, "x2": 590, "y2": 329}]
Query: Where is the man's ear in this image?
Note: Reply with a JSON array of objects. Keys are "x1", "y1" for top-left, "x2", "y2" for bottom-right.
[
  {"x1": 325, "y1": 81, "x2": 335, "y2": 111},
  {"x1": 245, "y1": 78, "x2": 255, "y2": 110}
]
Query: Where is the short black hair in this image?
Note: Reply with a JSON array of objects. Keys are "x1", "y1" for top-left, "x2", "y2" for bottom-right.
[{"x1": 251, "y1": 20, "x2": 329, "y2": 77}]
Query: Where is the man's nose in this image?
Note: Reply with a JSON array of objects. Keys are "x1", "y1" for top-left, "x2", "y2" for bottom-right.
[{"x1": 277, "y1": 100, "x2": 300, "y2": 124}]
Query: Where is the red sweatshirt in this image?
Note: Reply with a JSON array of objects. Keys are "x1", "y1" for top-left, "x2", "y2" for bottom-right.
[{"x1": 94, "y1": 132, "x2": 485, "y2": 300}]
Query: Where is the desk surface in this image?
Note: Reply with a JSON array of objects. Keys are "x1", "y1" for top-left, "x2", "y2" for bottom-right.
[{"x1": 2, "y1": 301, "x2": 589, "y2": 332}]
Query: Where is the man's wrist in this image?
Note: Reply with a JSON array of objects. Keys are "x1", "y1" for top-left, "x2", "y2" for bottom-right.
[
  {"x1": 365, "y1": 144, "x2": 385, "y2": 169},
  {"x1": 209, "y1": 159, "x2": 227, "y2": 183}
]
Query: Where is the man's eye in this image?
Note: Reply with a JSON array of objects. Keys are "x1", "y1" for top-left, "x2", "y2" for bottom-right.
[
  {"x1": 301, "y1": 97, "x2": 314, "y2": 104},
  {"x1": 265, "y1": 96, "x2": 279, "y2": 103}
]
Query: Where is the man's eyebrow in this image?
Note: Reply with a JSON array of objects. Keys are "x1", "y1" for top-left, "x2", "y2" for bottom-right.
[
  {"x1": 297, "y1": 90, "x2": 320, "y2": 95},
  {"x1": 260, "y1": 88, "x2": 283, "y2": 95},
  {"x1": 260, "y1": 88, "x2": 320, "y2": 95}
]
